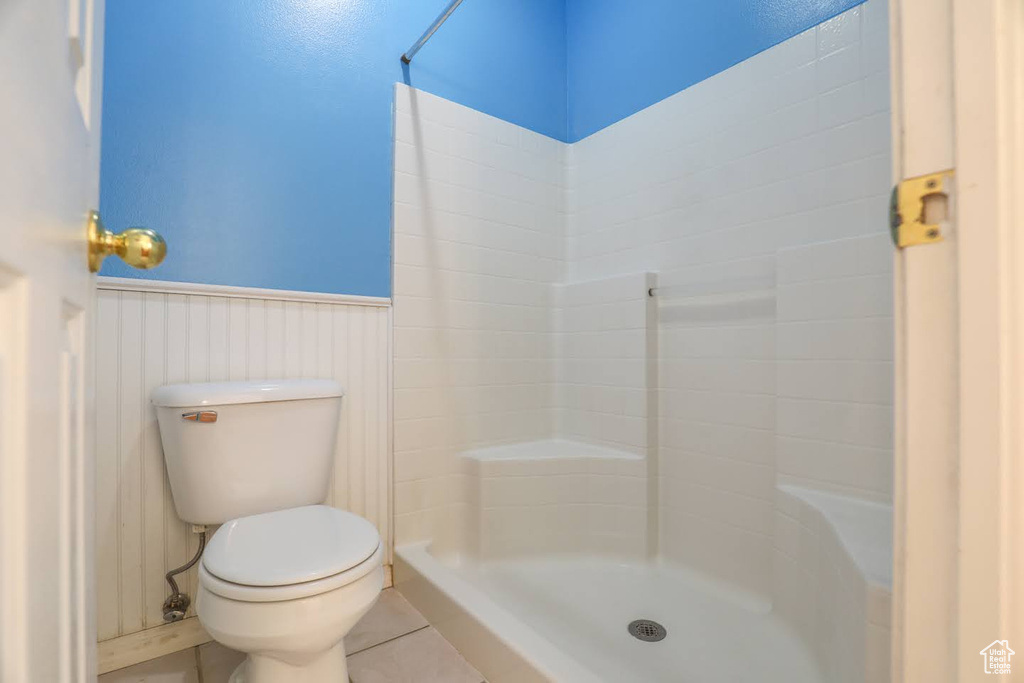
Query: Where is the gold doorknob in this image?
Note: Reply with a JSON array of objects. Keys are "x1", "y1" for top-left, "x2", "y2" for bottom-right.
[{"x1": 87, "y1": 210, "x2": 167, "y2": 273}]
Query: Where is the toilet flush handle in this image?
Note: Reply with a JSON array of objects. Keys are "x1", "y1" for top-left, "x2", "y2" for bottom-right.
[{"x1": 182, "y1": 411, "x2": 217, "y2": 423}]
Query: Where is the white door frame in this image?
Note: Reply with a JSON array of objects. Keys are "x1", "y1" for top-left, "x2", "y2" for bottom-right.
[{"x1": 891, "y1": 0, "x2": 1024, "y2": 680}]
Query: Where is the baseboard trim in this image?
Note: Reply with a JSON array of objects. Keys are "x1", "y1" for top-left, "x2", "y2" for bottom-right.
[
  {"x1": 97, "y1": 563, "x2": 394, "y2": 674},
  {"x1": 98, "y1": 618, "x2": 211, "y2": 675},
  {"x1": 96, "y1": 276, "x2": 392, "y2": 308}
]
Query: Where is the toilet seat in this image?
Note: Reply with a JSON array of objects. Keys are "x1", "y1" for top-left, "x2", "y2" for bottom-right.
[
  {"x1": 200, "y1": 505, "x2": 382, "y2": 602},
  {"x1": 200, "y1": 545, "x2": 383, "y2": 602}
]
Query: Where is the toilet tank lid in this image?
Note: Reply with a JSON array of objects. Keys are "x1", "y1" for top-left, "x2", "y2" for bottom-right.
[{"x1": 151, "y1": 379, "x2": 344, "y2": 408}]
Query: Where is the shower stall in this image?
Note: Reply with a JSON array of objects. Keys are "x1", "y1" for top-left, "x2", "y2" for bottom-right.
[{"x1": 391, "y1": 2, "x2": 893, "y2": 680}]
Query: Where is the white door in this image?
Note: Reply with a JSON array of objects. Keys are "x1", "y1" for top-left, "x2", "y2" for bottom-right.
[
  {"x1": 891, "y1": 0, "x2": 1024, "y2": 681},
  {"x1": 0, "y1": 1, "x2": 104, "y2": 681}
]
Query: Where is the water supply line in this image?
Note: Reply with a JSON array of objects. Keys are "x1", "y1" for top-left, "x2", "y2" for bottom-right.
[{"x1": 162, "y1": 525, "x2": 207, "y2": 622}]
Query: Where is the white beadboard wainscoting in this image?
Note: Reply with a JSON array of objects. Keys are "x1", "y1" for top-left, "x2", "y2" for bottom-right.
[{"x1": 93, "y1": 278, "x2": 392, "y2": 647}]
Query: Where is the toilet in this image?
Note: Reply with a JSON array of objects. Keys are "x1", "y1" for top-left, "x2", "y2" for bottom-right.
[{"x1": 152, "y1": 379, "x2": 383, "y2": 683}]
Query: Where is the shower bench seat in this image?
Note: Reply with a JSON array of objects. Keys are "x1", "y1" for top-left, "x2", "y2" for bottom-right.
[
  {"x1": 772, "y1": 485, "x2": 892, "y2": 683},
  {"x1": 458, "y1": 439, "x2": 649, "y2": 560}
]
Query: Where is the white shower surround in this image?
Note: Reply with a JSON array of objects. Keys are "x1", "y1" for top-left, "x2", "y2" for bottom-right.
[{"x1": 393, "y1": 2, "x2": 892, "y2": 680}]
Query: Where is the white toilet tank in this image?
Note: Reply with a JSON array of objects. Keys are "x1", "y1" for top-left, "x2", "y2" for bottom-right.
[{"x1": 152, "y1": 379, "x2": 344, "y2": 525}]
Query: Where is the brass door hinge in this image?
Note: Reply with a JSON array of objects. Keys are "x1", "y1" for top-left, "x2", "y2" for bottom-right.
[{"x1": 890, "y1": 169, "x2": 954, "y2": 248}]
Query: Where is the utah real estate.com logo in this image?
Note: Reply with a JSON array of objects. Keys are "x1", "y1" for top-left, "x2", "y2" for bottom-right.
[{"x1": 980, "y1": 640, "x2": 1015, "y2": 675}]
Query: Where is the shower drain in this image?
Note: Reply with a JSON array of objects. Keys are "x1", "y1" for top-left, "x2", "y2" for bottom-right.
[{"x1": 628, "y1": 619, "x2": 667, "y2": 642}]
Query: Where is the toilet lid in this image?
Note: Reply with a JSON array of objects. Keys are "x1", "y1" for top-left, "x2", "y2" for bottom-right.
[{"x1": 203, "y1": 505, "x2": 380, "y2": 587}]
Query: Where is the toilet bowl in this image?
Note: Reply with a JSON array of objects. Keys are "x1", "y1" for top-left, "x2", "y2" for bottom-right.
[
  {"x1": 151, "y1": 380, "x2": 383, "y2": 683},
  {"x1": 197, "y1": 506, "x2": 383, "y2": 683}
]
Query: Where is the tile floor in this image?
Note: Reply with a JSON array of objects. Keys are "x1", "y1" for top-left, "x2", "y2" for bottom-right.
[{"x1": 98, "y1": 589, "x2": 486, "y2": 683}]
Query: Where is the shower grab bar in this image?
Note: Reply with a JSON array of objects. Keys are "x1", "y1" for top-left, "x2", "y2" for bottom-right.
[{"x1": 402, "y1": 0, "x2": 465, "y2": 64}]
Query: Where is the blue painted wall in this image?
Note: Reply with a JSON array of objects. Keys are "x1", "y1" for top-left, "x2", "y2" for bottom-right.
[
  {"x1": 565, "y1": 0, "x2": 864, "y2": 141},
  {"x1": 100, "y1": 0, "x2": 567, "y2": 295},
  {"x1": 101, "y1": 0, "x2": 865, "y2": 294}
]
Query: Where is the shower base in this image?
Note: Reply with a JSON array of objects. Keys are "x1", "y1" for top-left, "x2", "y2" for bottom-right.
[{"x1": 395, "y1": 544, "x2": 822, "y2": 683}]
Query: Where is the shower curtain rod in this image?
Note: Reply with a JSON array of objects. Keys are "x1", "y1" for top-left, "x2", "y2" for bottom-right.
[{"x1": 401, "y1": 0, "x2": 465, "y2": 63}]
